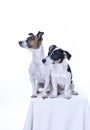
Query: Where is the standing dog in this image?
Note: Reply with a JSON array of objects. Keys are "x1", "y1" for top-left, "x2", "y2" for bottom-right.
[
  {"x1": 42, "y1": 45, "x2": 78, "y2": 99},
  {"x1": 19, "y1": 31, "x2": 51, "y2": 98}
]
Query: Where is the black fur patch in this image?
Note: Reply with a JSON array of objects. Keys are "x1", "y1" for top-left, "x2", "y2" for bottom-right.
[
  {"x1": 50, "y1": 49, "x2": 64, "y2": 63},
  {"x1": 67, "y1": 64, "x2": 73, "y2": 82},
  {"x1": 64, "y1": 51, "x2": 72, "y2": 60},
  {"x1": 37, "y1": 31, "x2": 44, "y2": 41},
  {"x1": 48, "y1": 45, "x2": 57, "y2": 56}
]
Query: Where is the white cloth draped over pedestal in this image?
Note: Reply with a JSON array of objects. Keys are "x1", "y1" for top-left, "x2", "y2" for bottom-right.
[{"x1": 23, "y1": 95, "x2": 90, "y2": 130}]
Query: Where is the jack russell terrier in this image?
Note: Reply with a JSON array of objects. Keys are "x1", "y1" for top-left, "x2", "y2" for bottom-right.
[
  {"x1": 42, "y1": 45, "x2": 78, "y2": 99},
  {"x1": 19, "y1": 31, "x2": 51, "y2": 99}
]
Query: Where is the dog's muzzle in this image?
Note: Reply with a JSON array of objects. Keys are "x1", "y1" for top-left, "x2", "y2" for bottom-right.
[
  {"x1": 42, "y1": 59, "x2": 46, "y2": 64},
  {"x1": 19, "y1": 41, "x2": 23, "y2": 46},
  {"x1": 19, "y1": 41, "x2": 30, "y2": 48}
]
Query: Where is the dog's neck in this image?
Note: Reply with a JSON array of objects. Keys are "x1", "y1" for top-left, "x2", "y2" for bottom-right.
[
  {"x1": 53, "y1": 60, "x2": 67, "y2": 69},
  {"x1": 32, "y1": 44, "x2": 45, "y2": 64}
]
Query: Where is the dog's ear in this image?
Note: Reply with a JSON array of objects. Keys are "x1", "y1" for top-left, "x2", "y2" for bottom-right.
[
  {"x1": 37, "y1": 31, "x2": 44, "y2": 41},
  {"x1": 63, "y1": 51, "x2": 72, "y2": 60},
  {"x1": 28, "y1": 33, "x2": 34, "y2": 36},
  {"x1": 48, "y1": 45, "x2": 57, "y2": 56},
  {"x1": 49, "y1": 45, "x2": 57, "y2": 51}
]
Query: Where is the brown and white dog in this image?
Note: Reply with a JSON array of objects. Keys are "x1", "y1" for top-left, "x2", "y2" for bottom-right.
[{"x1": 19, "y1": 31, "x2": 51, "y2": 99}]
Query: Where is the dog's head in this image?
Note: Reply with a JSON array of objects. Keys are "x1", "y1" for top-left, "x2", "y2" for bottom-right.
[
  {"x1": 19, "y1": 31, "x2": 44, "y2": 49},
  {"x1": 42, "y1": 45, "x2": 72, "y2": 65}
]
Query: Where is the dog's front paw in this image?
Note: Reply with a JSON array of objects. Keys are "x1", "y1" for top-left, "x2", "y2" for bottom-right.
[
  {"x1": 64, "y1": 94, "x2": 71, "y2": 100},
  {"x1": 31, "y1": 95, "x2": 37, "y2": 98},
  {"x1": 72, "y1": 91, "x2": 78, "y2": 95},
  {"x1": 42, "y1": 95, "x2": 48, "y2": 99},
  {"x1": 50, "y1": 91, "x2": 57, "y2": 98},
  {"x1": 50, "y1": 94, "x2": 57, "y2": 98},
  {"x1": 50, "y1": 92, "x2": 57, "y2": 98}
]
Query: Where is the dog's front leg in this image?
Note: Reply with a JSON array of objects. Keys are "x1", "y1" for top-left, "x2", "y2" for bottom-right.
[
  {"x1": 36, "y1": 82, "x2": 44, "y2": 93},
  {"x1": 64, "y1": 80, "x2": 71, "y2": 99},
  {"x1": 30, "y1": 75, "x2": 37, "y2": 98},
  {"x1": 42, "y1": 79, "x2": 50, "y2": 99},
  {"x1": 50, "y1": 79, "x2": 57, "y2": 98}
]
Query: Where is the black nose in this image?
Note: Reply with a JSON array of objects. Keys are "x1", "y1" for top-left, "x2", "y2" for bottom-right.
[
  {"x1": 42, "y1": 59, "x2": 46, "y2": 63},
  {"x1": 19, "y1": 41, "x2": 22, "y2": 46}
]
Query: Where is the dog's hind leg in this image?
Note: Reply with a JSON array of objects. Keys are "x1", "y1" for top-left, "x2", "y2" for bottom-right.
[{"x1": 70, "y1": 82, "x2": 78, "y2": 95}]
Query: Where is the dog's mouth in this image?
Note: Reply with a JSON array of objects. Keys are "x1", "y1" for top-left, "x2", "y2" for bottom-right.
[
  {"x1": 42, "y1": 58, "x2": 62, "y2": 65},
  {"x1": 19, "y1": 41, "x2": 26, "y2": 48}
]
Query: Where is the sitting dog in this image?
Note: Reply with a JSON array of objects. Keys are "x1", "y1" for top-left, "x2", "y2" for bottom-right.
[
  {"x1": 42, "y1": 45, "x2": 78, "y2": 99},
  {"x1": 19, "y1": 31, "x2": 51, "y2": 98}
]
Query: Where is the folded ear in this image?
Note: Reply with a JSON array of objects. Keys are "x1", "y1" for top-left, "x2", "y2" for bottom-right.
[
  {"x1": 28, "y1": 33, "x2": 34, "y2": 36},
  {"x1": 37, "y1": 31, "x2": 44, "y2": 40},
  {"x1": 63, "y1": 51, "x2": 72, "y2": 60},
  {"x1": 49, "y1": 45, "x2": 57, "y2": 51}
]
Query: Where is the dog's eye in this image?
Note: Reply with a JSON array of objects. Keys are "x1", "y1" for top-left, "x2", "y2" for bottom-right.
[{"x1": 52, "y1": 53, "x2": 55, "y2": 55}]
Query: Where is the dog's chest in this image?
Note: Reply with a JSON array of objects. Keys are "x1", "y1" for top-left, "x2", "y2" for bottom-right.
[
  {"x1": 35, "y1": 68, "x2": 45, "y2": 81},
  {"x1": 51, "y1": 62, "x2": 69, "y2": 82},
  {"x1": 51, "y1": 62, "x2": 71, "y2": 88},
  {"x1": 30, "y1": 62, "x2": 49, "y2": 82}
]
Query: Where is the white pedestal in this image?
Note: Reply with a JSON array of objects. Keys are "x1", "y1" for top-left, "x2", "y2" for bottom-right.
[{"x1": 23, "y1": 94, "x2": 90, "y2": 130}]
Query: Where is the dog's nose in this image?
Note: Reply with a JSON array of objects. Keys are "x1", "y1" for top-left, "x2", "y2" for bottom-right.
[
  {"x1": 42, "y1": 59, "x2": 46, "y2": 63},
  {"x1": 19, "y1": 41, "x2": 22, "y2": 45}
]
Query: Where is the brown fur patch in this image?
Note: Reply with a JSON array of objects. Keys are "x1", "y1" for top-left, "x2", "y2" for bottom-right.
[
  {"x1": 28, "y1": 37, "x2": 42, "y2": 49},
  {"x1": 54, "y1": 59, "x2": 61, "y2": 64}
]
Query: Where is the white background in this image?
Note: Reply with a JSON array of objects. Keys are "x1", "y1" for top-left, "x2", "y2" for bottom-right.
[{"x1": 0, "y1": 0, "x2": 90, "y2": 130}]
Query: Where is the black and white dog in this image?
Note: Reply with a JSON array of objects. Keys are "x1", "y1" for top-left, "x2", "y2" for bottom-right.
[
  {"x1": 42, "y1": 45, "x2": 78, "y2": 99},
  {"x1": 19, "y1": 31, "x2": 51, "y2": 99}
]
